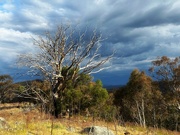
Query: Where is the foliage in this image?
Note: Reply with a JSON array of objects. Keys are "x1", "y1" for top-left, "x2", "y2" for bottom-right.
[
  {"x1": 60, "y1": 79, "x2": 110, "y2": 118},
  {"x1": 149, "y1": 56, "x2": 180, "y2": 92},
  {"x1": 114, "y1": 69, "x2": 166, "y2": 128},
  {"x1": 149, "y1": 56, "x2": 180, "y2": 131},
  {"x1": 0, "y1": 74, "x2": 15, "y2": 103},
  {"x1": 113, "y1": 65, "x2": 180, "y2": 131},
  {"x1": 89, "y1": 80, "x2": 108, "y2": 107}
]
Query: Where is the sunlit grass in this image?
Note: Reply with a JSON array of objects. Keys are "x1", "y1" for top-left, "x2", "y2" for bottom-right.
[
  {"x1": 0, "y1": 103, "x2": 179, "y2": 135},
  {"x1": 0, "y1": 119, "x2": 81, "y2": 135}
]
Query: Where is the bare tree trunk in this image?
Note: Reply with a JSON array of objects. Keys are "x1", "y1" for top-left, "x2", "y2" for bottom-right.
[
  {"x1": 51, "y1": 77, "x2": 63, "y2": 118},
  {"x1": 135, "y1": 99, "x2": 146, "y2": 128},
  {"x1": 153, "y1": 108, "x2": 156, "y2": 128},
  {"x1": 141, "y1": 99, "x2": 146, "y2": 128},
  {"x1": 136, "y1": 101, "x2": 142, "y2": 126},
  {"x1": 52, "y1": 95, "x2": 58, "y2": 118}
]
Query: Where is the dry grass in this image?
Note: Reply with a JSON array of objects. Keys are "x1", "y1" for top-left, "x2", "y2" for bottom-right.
[{"x1": 0, "y1": 103, "x2": 179, "y2": 135}]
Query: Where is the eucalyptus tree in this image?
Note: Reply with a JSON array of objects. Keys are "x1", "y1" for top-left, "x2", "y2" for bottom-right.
[
  {"x1": 149, "y1": 56, "x2": 180, "y2": 130},
  {"x1": 114, "y1": 69, "x2": 164, "y2": 128},
  {"x1": 17, "y1": 24, "x2": 112, "y2": 117}
]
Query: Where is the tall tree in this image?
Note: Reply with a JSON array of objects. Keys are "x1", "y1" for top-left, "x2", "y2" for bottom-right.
[
  {"x1": 149, "y1": 56, "x2": 180, "y2": 131},
  {"x1": 115, "y1": 69, "x2": 163, "y2": 128},
  {"x1": 17, "y1": 24, "x2": 112, "y2": 118},
  {"x1": 126, "y1": 69, "x2": 153, "y2": 127}
]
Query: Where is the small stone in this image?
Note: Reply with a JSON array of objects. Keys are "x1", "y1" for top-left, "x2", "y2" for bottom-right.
[{"x1": 82, "y1": 126, "x2": 114, "y2": 135}]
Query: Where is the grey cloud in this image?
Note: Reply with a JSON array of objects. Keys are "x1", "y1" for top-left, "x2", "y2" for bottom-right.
[
  {"x1": 1, "y1": 0, "x2": 180, "y2": 85},
  {"x1": 125, "y1": 2, "x2": 180, "y2": 28},
  {"x1": 101, "y1": 40, "x2": 155, "y2": 58}
]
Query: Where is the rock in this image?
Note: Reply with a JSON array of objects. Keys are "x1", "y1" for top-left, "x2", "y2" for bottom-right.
[
  {"x1": 0, "y1": 117, "x2": 9, "y2": 129},
  {"x1": 81, "y1": 126, "x2": 114, "y2": 135}
]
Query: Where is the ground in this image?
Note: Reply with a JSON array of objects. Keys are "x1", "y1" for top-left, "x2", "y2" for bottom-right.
[{"x1": 0, "y1": 103, "x2": 179, "y2": 135}]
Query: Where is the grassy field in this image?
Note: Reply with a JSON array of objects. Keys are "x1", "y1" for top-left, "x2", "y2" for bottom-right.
[{"x1": 0, "y1": 103, "x2": 179, "y2": 135}]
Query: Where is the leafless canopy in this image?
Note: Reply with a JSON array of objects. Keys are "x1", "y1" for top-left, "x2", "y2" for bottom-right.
[{"x1": 17, "y1": 24, "x2": 112, "y2": 91}]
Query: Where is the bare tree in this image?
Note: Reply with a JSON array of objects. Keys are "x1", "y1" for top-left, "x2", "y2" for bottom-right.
[{"x1": 17, "y1": 24, "x2": 112, "y2": 118}]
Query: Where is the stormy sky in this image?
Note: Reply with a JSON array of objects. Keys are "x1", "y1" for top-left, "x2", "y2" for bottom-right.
[{"x1": 1, "y1": 0, "x2": 180, "y2": 85}]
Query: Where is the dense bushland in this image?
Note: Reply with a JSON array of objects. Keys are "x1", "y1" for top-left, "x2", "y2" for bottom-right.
[
  {"x1": 0, "y1": 68, "x2": 179, "y2": 132},
  {"x1": 114, "y1": 69, "x2": 179, "y2": 131}
]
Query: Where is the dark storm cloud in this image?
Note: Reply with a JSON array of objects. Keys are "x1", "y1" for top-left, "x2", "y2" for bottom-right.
[
  {"x1": 117, "y1": 44, "x2": 155, "y2": 58},
  {"x1": 126, "y1": 2, "x2": 180, "y2": 28}
]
